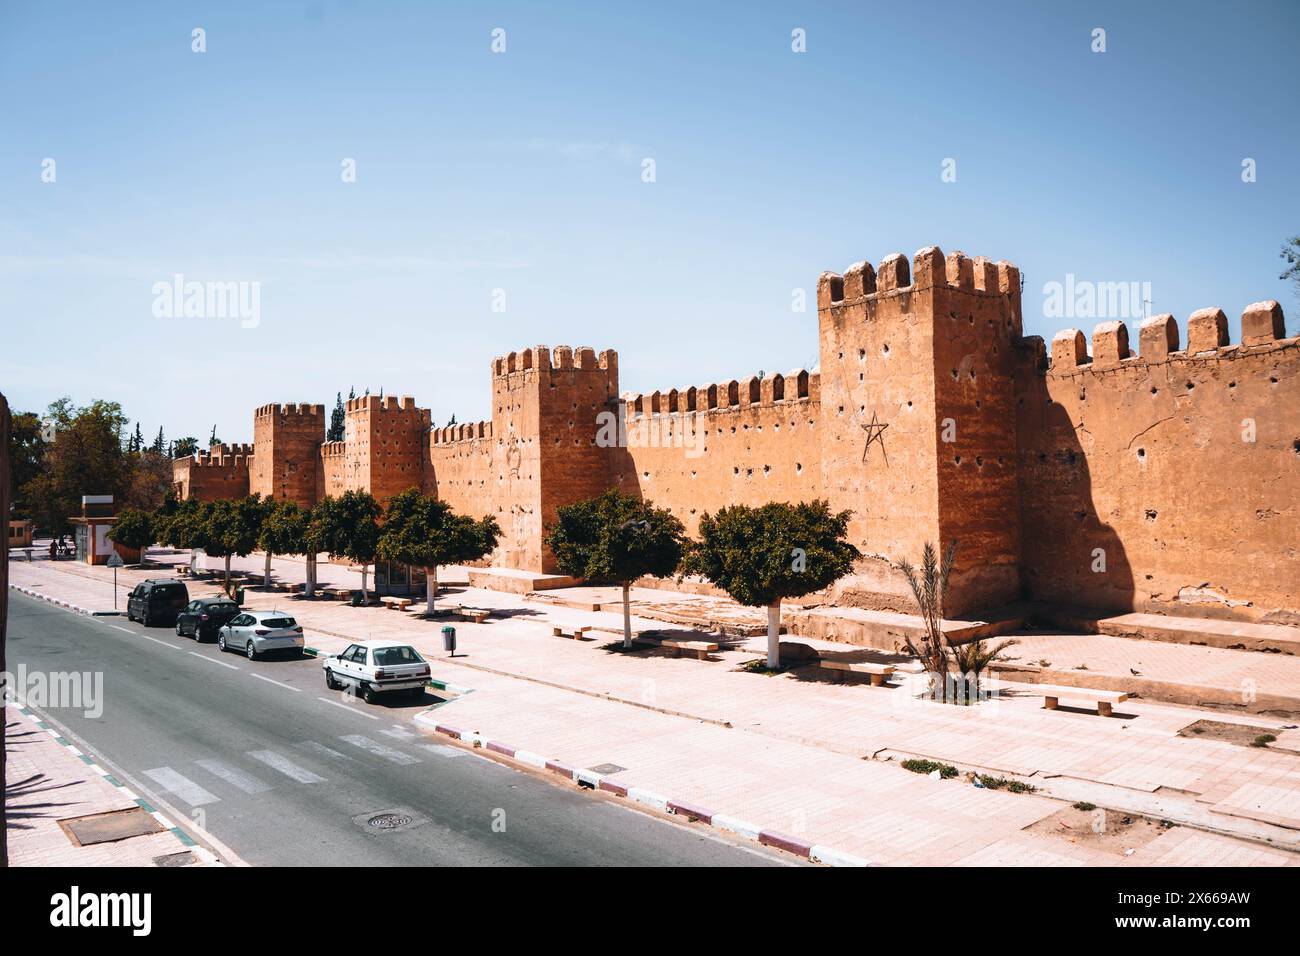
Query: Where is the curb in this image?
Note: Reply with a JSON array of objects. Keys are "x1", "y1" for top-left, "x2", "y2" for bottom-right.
[
  {"x1": 412, "y1": 711, "x2": 871, "y2": 867},
  {"x1": 14, "y1": 704, "x2": 222, "y2": 867}
]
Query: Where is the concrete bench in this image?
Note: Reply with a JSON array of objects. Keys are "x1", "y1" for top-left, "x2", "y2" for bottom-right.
[
  {"x1": 325, "y1": 588, "x2": 353, "y2": 600},
  {"x1": 819, "y1": 660, "x2": 897, "y2": 686},
  {"x1": 449, "y1": 606, "x2": 490, "y2": 624},
  {"x1": 1035, "y1": 683, "x2": 1129, "y2": 717},
  {"x1": 381, "y1": 596, "x2": 413, "y2": 611},
  {"x1": 552, "y1": 625, "x2": 591, "y2": 640},
  {"x1": 633, "y1": 635, "x2": 720, "y2": 660}
]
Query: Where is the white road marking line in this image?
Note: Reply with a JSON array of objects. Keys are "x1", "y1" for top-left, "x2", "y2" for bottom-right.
[
  {"x1": 297, "y1": 740, "x2": 357, "y2": 762},
  {"x1": 250, "y1": 673, "x2": 301, "y2": 692},
  {"x1": 339, "y1": 734, "x2": 421, "y2": 765},
  {"x1": 380, "y1": 725, "x2": 416, "y2": 741},
  {"x1": 421, "y1": 743, "x2": 467, "y2": 758},
  {"x1": 109, "y1": 625, "x2": 134, "y2": 634},
  {"x1": 189, "y1": 651, "x2": 240, "y2": 670},
  {"x1": 195, "y1": 758, "x2": 272, "y2": 795},
  {"x1": 144, "y1": 767, "x2": 221, "y2": 807},
  {"x1": 315, "y1": 696, "x2": 379, "y2": 719},
  {"x1": 247, "y1": 750, "x2": 326, "y2": 784},
  {"x1": 140, "y1": 634, "x2": 179, "y2": 649}
]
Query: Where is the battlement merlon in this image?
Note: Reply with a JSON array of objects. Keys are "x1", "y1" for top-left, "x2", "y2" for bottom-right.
[
  {"x1": 1047, "y1": 301, "x2": 1292, "y2": 374},
  {"x1": 344, "y1": 394, "x2": 426, "y2": 415},
  {"x1": 491, "y1": 345, "x2": 618, "y2": 378},
  {"x1": 622, "y1": 369, "x2": 818, "y2": 417},
  {"x1": 430, "y1": 421, "x2": 493, "y2": 446},
  {"x1": 818, "y1": 246, "x2": 1021, "y2": 304},
  {"x1": 254, "y1": 402, "x2": 326, "y2": 420},
  {"x1": 818, "y1": 246, "x2": 1022, "y2": 331}
]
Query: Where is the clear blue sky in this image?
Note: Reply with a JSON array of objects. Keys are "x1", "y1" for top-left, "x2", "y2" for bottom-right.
[{"x1": 2, "y1": 0, "x2": 1296, "y2": 444}]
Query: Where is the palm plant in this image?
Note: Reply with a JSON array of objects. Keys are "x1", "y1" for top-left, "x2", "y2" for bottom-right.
[
  {"x1": 948, "y1": 635, "x2": 1019, "y2": 703},
  {"x1": 897, "y1": 540, "x2": 958, "y2": 702}
]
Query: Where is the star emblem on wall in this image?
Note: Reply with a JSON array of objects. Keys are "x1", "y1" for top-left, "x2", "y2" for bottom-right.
[{"x1": 861, "y1": 412, "x2": 889, "y2": 464}]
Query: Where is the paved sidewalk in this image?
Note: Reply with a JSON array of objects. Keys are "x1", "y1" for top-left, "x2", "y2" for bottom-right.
[
  {"x1": 4, "y1": 702, "x2": 219, "y2": 866},
  {"x1": 12, "y1": 555, "x2": 1300, "y2": 865}
]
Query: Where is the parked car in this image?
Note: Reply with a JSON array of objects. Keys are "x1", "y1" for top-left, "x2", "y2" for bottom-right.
[
  {"x1": 175, "y1": 596, "x2": 242, "y2": 641},
  {"x1": 322, "y1": 640, "x2": 431, "y2": 703},
  {"x1": 126, "y1": 579, "x2": 190, "y2": 627},
  {"x1": 216, "y1": 610, "x2": 305, "y2": 660}
]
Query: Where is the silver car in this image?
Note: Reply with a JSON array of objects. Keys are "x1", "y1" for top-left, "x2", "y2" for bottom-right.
[{"x1": 216, "y1": 610, "x2": 305, "y2": 660}]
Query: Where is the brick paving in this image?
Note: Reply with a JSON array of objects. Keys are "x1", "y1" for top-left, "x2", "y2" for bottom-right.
[{"x1": 4, "y1": 702, "x2": 211, "y2": 866}]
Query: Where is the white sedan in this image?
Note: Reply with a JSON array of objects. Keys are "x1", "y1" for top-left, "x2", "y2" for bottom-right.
[
  {"x1": 322, "y1": 640, "x2": 431, "y2": 703},
  {"x1": 216, "y1": 610, "x2": 305, "y2": 660}
]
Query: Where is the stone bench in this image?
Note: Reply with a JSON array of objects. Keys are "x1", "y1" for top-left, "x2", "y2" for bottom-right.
[
  {"x1": 552, "y1": 625, "x2": 591, "y2": 640},
  {"x1": 633, "y1": 635, "x2": 720, "y2": 661},
  {"x1": 324, "y1": 588, "x2": 354, "y2": 601},
  {"x1": 819, "y1": 660, "x2": 897, "y2": 686},
  {"x1": 1035, "y1": 683, "x2": 1129, "y2": 717},
  {"x1": 435, "y1": 604, "x2": 490, "y2": 624},
  {"x1": 381, "y1": 596, "x2": 413, "y2": 611}
]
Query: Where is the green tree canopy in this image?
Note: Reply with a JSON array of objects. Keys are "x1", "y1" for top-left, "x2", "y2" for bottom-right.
[
  {"x1": 259, "y1": 498, "x2": 308, "y2": 558},
  {"x1": 547, "y1": 489, "x2": 686, "y2": 647},
  {"x1": 683, "y1": 500, "x2": 860, "y2": 667},
  {"x1": 106, "y1": 507, "x2": 153, "y2": 564},
  {"x1": 19, "y1": 398, "x2": 130, "y2": 535},
  {"x1": 548, "y1": 490, "x2": 685, "y2": 586},
  {"x1": 377, "y1": 488, "x2": 500, "y2": 614},
  {"x1": 327, "y1": 392, "x2": 346, "y2": 443}
]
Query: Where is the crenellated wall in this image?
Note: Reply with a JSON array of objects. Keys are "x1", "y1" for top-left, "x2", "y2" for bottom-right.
[
  {"x1": 250, "y1": 403, "x2": 325, "y2": 508},
  {"x1": 342, "y1": 395, "x2": 430, "y2": 504},
  {"x1": 173, "y1": 447, "x2": 253, "y2": 502},
  {"x1": 615, "y1": 369, "x2": 821, "y2": 536},
  {"x1": 172, "y1": 245, "x2": 1298, "y2": 624},
  {"x1": 1016, "y1": 301, "x2": 1299, "y2": 624}
]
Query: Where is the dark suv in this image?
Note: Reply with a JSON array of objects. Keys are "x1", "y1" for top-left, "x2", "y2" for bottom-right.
[
  {"x1": 126, "y1": 579, "x2": 190, "y2": 627},
  {"x1": 175, "y1": 596, "x2": 242, "y2": 641}
]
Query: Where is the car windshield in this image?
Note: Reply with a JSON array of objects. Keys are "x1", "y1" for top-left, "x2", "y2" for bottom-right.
[
  {"x1": 260, "y1": 617, "x2": 296, "y2": 629},
  {"x1": 209, "y1": 603, "x2": 238, "y2": 614},
  {"x1": 373, "y1": 646, "x2": 424, "y2": 666}
]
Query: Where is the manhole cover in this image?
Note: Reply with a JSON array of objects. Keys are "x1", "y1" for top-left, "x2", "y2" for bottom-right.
[
  {"x1": 61, "y1": 807, "x2": 165, "y2": 846},
  {"x1": 153, "y1": 850, "x2": 197, "y2": 867},
  {"x1": 590, "y1": 763, "x2": 626, "y2": 775},
  {"x1": 368, "y1": 812, "x2": 414, "y2": 830}
]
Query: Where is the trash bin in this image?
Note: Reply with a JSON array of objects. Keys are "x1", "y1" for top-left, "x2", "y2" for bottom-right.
[
  {"x1": 235, "y1": 587, "x2": 246, "y2": 604},
  {"x1": 350, "y1": 592, "x2": 363, "y2": 607},
  {"x1": 441, "y1": 625, "x2": 457, "y2": 656}
]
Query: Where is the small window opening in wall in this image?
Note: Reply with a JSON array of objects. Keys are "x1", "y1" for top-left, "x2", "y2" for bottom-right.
[
  {"x1": 733, "y1": 466, "x2": 739, "y2": 475},
  {"x1": 858, "y1": 348, "x2": 865, "y2": 359},
  {"x1": 954, "y1": 455, "x2": 962, "y2": 464},
  {"x1": 796, "y1": 463, "x2": 803, "y2": 474},
  {"x1": 1228, "y1": 381, "x2": 1236, "y2": 389},
  {"x1": 1150, "y1": 387, "x2": 1158, "y2": 395},
  {"x1": 763, "y1": 464, "x2": 771, "y2": 474},
  {"x1": 1185, "y1": 381, "x2": 1194, "y2": 390},
  {"x1": 1145, "y1": 509, "x2": 1158, "y2": 521},
  {"x1": 951, "y1": 369, "x2": 958, "y2": 379},
  {"x1": 1137, "y1": 448, "x2": 1146, "y2": 460},
  {"x1": 883, "y1": 343, "x2": 890, "y2": 355}
]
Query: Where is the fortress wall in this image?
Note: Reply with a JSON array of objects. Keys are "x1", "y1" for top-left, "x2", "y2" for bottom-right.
[
  {"x1": 1015, "y1": 303, "x2": 1299, "y2": 622},
  {"x1": 616, "y1": 371, "x2": 821, "y2": 535}
]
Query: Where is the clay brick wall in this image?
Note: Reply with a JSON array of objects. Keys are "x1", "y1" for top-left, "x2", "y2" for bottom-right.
[
  {"x1": 616, "y1": 371, "x2": 821, "y2": 535},
  {"x1": 251, "y1": 403, "x2": 324, "y2": 508},
  {"x1": 1015, "y1": 304, "x2": 1299, "y2": 623},
  {"x1": 342, "y1": 395, "x2": 430, "y2": 504},
  {"x1": 317, "y1": 440, "x2": 347, "y2": 499},
  {"x1": 172, "y1": 448, "x2": 253, "y2": 502}
]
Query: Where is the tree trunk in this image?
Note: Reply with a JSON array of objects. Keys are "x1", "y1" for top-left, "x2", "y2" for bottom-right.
[
  {"x1": 360, "y1": 565, "x2": 369, "y2": 604},
  {"x1": 621, "y1": 583, "x2": 632, "y2": 649},
  {"x1": 224, "y1": 555, "x2": 232, "y2": 596},
  {"x1": 425, "y1": 567, "x2": 438, "y2": 617},
  {"x1": 264, "y1": 550, "x2": 272, "y2": 587},
  {"x1": 766, "y1": 601, "x2": 781, "y2": 669},
  {"x1": 305, "y1": 553, "x2": 316, "y2": 598}
]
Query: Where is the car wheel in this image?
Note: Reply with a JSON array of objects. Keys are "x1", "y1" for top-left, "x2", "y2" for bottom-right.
[
  {"x1": 217, "y1": 634, "x2": 227, "y2": 653},
  {"x1": 246, "y1": 640, "x2": 258, "y2": 661},
  {"x1": 126, "y1": 607, "x2": 134, "y2": 622},
  {"x1": 141, "y1": 611, "x2": 150, "y2": 628},
  {"x1": 325, "y1": 669, "x2": 340, "y2": 691},
  {"x1": 175, "y1": 621, "x2": 184, "y2": 636},
  {"x1": 361, "y1": 683, "x2": 377, "y2": 704}
]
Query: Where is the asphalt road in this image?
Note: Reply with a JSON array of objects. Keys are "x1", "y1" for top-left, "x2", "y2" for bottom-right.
[{"x1": 6, "y1": 592, "x2": 785, "y2": 866}]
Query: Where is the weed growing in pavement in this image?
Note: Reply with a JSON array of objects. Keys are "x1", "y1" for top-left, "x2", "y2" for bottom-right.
[{"x1": 901, "y1": 759, "x2": 958, "y2": 778}]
